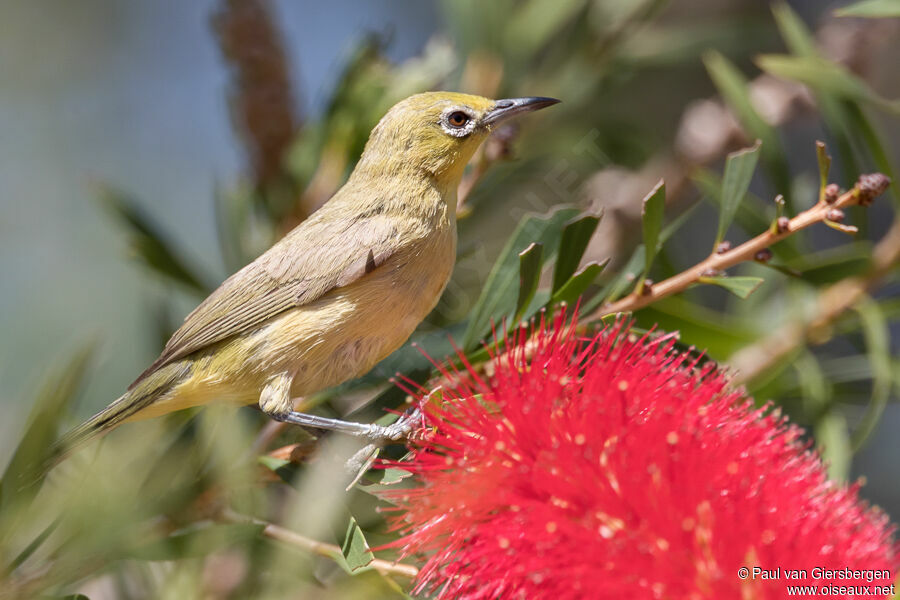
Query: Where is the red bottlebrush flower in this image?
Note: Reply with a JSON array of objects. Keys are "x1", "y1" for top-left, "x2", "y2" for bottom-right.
[{"x1": 385, "y1": 314, "x2": 898, "y2": 599}]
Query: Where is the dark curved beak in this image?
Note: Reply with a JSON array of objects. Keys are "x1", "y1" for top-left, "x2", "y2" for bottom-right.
[{"x1": 482, "y1": 96, "x2": 561, "y2": 126}]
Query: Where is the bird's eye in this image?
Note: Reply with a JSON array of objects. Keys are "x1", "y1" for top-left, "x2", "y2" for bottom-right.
[{"x1": 447, "y1": 111, "x2": 470, "y2": 128}]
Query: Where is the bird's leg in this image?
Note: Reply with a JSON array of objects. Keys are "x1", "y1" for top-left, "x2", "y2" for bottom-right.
[{"x1": 259, "y1": 373, "x2": 420, "y2": 442}]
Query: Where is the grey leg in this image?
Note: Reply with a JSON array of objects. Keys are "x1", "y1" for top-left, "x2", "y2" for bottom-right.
[{"x1": 259, "y1": 372, "x2": 419, "y2": 442}]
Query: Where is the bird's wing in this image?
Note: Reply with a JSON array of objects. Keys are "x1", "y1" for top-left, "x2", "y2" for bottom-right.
[{"x1": 129, "y1": 210, "x2": 401, "y2": 388}]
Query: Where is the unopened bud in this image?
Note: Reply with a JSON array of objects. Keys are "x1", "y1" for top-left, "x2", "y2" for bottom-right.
[
  {"x1": 715, "y1": 241, "x2": 732, "y2": 254},
  {"x1": 824, "y1": 183, "x2": 839, "y2": 204},
  {"x1": 825, "y1": 208, "x2": 845, "y2": 223},
  {"x1": 776, "y1": 217, "x2": 790, "y2": 233},
  {"x1": 701, "y1": 268, "x2": 723, "y2": 278},
  {"x1": 856, "y1": 173, "x2": 890, "y2": 206},
  {"x1": 754, "y1": 248, "x2": 773, "y2": 262},
  {"x1": 640, "y1": 279, "x2": 654, "y2": 296}
]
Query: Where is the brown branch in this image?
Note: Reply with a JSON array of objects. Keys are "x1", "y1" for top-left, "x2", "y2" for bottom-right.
[
  {"x1": 584, "y1": 174, "x2": 890, "y2": 323},
  {"x1": 728, "y1": 213, "x2": 900, "y2": 386},
  {"x1": 220, "y1": 508, "x2": 419, "y2": 579}
]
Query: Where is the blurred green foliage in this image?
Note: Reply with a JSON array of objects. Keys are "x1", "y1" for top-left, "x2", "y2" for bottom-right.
[{"x1": 2, "y1": 0, "x2": 899, "y2": 598}]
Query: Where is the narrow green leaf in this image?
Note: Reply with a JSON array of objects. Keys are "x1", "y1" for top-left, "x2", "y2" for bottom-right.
[
  {"x1": 703, "y1": 51, "x2": 791, "y2": 203},
  {"x1": 851, "y1": 298, "x2": 891, "y2": 451},
  {"x1": 462, "y1": 207, "x2": 580, "y2": 349},
  {"x1": 98, "y1": 187, "x2": 212, "y2": 294},
  {"x1": 258, "y1": 456, "x2": 291, "y2": 472},
  {"x1": 756, "y1": 55, "x2": 900, "y2": 115},
  {"x1": 817, "y1": 412, "x2": 852, "y2": 482},
  {"x1": 698, "y1": 275, "x2": 764, "y2": 299},
  {"x1": 367, "y1": 467, "x2": 413, "y2": 486},
  {"x1": 641, "y1": 180, "x2": 666, "y2": 277},
  {"x1": 635, "y1": 297, "x2": 756, "y2": 358},
  {"x1": 715, "y1": 141, "x2": 762, "y2": 247},
  {"x1": 843, "y1": 101, "x2": 900, "y2": 206},
  {"x1": 552, "y1": 214, "x2": 601, "y2": 293},
  {"x1": 550, "y1": 260, "x2": 608, "y2": 306},
  {"x1": 772, "y1": 2, "x2": 863, "y2": 186},
  {"x1": 815, "y1": 140, "x2": 831, "y2": 191},
  {"x1": 786, "y1": 242, "x2": 873, "y2": 285},
  {"x1": 341, "y1": 516, "x2": 375, "y2": 572},
  {"x1": 129, "y1": 523, "x2": 265, "y2": 561},
  {"x1": 836, "y1": 0, "x2": 900, "y2": 17},
  {"x1": 516, "y1": 243, "x2": 544, "y2": 322},
  {"x1": 659, "y1": 200, "x2": 701, "y2": 244},
  {"x1": 586, "y1": 244, "x2": 646, "y2": 311},
  {"x1": 505, "y1": 0, "x2": 586, "y2": 58},
  {"x1": 0, "y1": 345, "x2": 94, "y2": 514},
  {"x1": 772, "y1": 2, "x2": 818, "y2": 56}
]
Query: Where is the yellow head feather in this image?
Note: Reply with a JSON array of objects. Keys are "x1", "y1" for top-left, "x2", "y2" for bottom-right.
[{"x1": 353, "y1": 92, "x2": 500, "y2": 188}]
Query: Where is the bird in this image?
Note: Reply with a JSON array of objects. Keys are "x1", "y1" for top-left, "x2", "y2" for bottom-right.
[{"x1": 55, "y1": 92, "x2": 560, "y2": 458}]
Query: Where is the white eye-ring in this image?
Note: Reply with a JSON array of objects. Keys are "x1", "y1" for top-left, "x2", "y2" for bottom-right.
[{"x1": 440, "y1": 106, "x2": 477, "y2": 137}]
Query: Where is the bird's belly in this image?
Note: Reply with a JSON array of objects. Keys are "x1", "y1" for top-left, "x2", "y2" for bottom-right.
[{"x1": 228, "y1": 233, "x2": 455, "y2": 399}]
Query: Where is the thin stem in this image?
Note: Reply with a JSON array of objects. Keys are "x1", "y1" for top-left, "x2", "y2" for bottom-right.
[
  {"x1": 585, "y1": 185, "x2": 870, "y2": 322},
  {"x1": 220, "y1": 508, "x2": 419, "y2": 579},
  {"x1": 728, "y1": 216, "x2": 900, "y2": 386}
]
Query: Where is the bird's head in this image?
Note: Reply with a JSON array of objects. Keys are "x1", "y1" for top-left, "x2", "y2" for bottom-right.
[{"x1": 353, "y1": 92, "x2": 559, "y2": 189}]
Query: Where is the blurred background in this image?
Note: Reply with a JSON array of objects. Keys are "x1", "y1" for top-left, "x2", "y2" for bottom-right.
[{"x1": 1, "y1": 0, "x2": 898, "y2": 597}]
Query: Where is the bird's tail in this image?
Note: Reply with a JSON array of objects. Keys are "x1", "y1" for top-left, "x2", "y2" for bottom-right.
[{"x1": 47, "y1": 361, "x2": 192, "y2": 471}]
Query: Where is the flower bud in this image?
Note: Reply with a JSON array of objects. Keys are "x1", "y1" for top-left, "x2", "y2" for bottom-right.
[
  {"x1": 776, "y1": 216, "x2": 790, "y2": 233},
  {"x1": 754, "y1": 248, "x2": 773, "y2": 262},
  {"x1": 715, "y1": 241, "x2": 732, "y2": 254},
  {"x1": 825, "y1": 208, "x2": 845, "y2": 223},
  {"x1": 856, "y1": 173, "x2": 890, "y2": 206},
  {"x1": 823, "y1": 183, "x2": 839, "y2": 204}
]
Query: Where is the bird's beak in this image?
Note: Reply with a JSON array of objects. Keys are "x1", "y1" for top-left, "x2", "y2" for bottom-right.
[{"x1": 482, "y1": 96, "x2": 561, "y2": 126}]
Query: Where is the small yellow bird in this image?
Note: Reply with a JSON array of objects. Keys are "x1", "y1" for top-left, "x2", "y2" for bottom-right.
[{"x1": 58, "y1": 92, "x2": 559, "y2": 453}]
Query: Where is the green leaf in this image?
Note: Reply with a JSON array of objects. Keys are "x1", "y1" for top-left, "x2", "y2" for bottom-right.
[
  {"x1": 835, "y1": 0, "x2": 900, "y2": 17},
  {"x1": 756, "y1": 54, "x2": 900, "y2": 115},
  {"x1": 715, "y1": 141, "x2": 762, "y2": 247},
  {"x1": 366, "y1": 467, "x2": 413, "y2": 486},
  {"x1": 815, "y1": 140, "x2": 831, "y2": 191},
  {"x1": 843, "y1": 101, "x2": 900, "y2": 206},
  {"x1": 703, "y1": 51, "x2": 791, "y2": 204},
  {"x1": 515, "y1": 243, "x2": 544, "y2": 322},
  {"x1": 697, "y1": 275, "x2": 764, "y2": 299},
  {"x1": 341, "y1": 516, "x2": 374, "y2": 573},
  {"x1": 786, "y1": 242, "x2": 873, "y2": 285},
  {"x1": 771, "y1": 3, "x2": 864, "y2": 186},
  {"x1": 550, "y1": 260, "x2": 608, "y2": 306},
  {"x1": 552, "y1": 214, "x2": 601, "y2": 293},
  {"x1": 129, "y1": 523, "x2": 265, "y2": 561},
  {"x1": 640, "y1": 180, "x2": 666, "y2": 278},
  {"x1": 462, "y1": 207, "x2": 580, "y2": 349},
  {"x1": 257, "y1": 455, "x2": 301, "y2": 489},
  {"x1": 660, "y1": 201, "x2": 702, "y2": 244},
  {"x1": 851, "y1": 298, "x2": 892, "y2": 451},
  {"x1": 98, "y1": 187, "x2": 212, "y2": 294},
  {"x1": 772, "y1": 2, "x2": 818, "y2": 56},
  {"x1": 583, "y1": 244, "x2": 646, "y2": 311},
  {"x1": 635, "y1": 297, "x2": 756, "y2": 358},
  {"x1": 0, "y1": 345, "x2": 94, "y2": 516},
  {"x1": 817, "y1": 412, "x2": 852, "y2": 482},
  {"x1": 505, "y1": 0, "x2": 587, "y2": 59}
]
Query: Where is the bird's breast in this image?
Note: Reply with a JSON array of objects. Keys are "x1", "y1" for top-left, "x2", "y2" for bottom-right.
[{"x1": 240, "y1": 214, "x2": 457, "y2": 398}]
